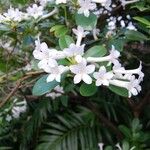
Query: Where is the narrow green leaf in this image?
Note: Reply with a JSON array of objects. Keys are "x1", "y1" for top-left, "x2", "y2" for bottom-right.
[{"x1": 134, "y1": 17, "x2": 150, "y2": 26}]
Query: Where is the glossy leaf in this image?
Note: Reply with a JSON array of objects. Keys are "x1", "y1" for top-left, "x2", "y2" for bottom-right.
[
  {"x1": 80, "y1": 83, "x2": 97, "y2": 97},
  {"x1": 32, "y1": 75, "x2": 59, "y2": 96}
]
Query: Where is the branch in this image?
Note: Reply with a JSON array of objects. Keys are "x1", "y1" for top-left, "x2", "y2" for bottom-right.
[{"x1": 0, "y1": 71, "x2": 44, "y2": 108}]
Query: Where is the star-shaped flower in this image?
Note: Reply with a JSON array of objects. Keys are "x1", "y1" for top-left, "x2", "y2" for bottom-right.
[
  {"x1": 3, "y1": 7, "x2": 24, "y2": 22},
  {"x1": 93, "y1": 66, "x2": 114, "y2": 86},
  {"x1": 63, "y1": 43, "x2": 85, "y2": 58},
  {"x1": 26, "y1": 4, "x2": 44, "y2": 19},
  {"x1": 70, "y1": 58, "x2": 95, "y2": 84},
  {"x1": 78, "y1": 0, "x2": 96, "y2": 17},
  {"x1": 33, "y1": 38, "x2": 50, "y2": 69},
  {"x1": 45, "y1": 60, "x2": 69, "y2": 82}
]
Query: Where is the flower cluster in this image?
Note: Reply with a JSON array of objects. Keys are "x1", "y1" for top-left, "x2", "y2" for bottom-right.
[
  {"x1": 0, "y1": 2, "x2": 57, "y2": 23},
  {"x1": 0, "y1": 0, "x2": 140, "y2": 24},
  {"x1": 0, "y1": 99, "x2": 27, "y2": 122},
  {"x1": 55, "y1": 0, "x2": 139, "y2": 17},
  {"x1": 33, "y1": 26, "x2": 144, "y2": 98}
]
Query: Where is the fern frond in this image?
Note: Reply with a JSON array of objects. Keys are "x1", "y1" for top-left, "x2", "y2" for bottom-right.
[{"x1": 36, "y1": 111, "x2": 101, "y2": 150}]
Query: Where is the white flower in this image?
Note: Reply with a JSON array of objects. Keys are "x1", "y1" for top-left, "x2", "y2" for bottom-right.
[
  {"x1": 56, "y1": 0, "x2": 67, "y2": 4},
  {"x1": 63, "y1": 43, "x2": 85, "y2": 58},
  {"x1": 92, "y1": 0, "x2": 111, "y2": 10},
  {"x1": 49, "y1": 49, "x2": 66, "y2": 59},
  {"x1": 33, "y1": 38, "x2": 50, "y2": 69},
  {"x1": 115, "y1": 143, "x2": 122, "y2": 150},
  {"x1": 72, "y1": 26, "x2": 89, "y2": 46},
  {"x1": 12, "y1": 100, "x2": 27, "y2": 119},
  {"x1": 46, "y1": 92, "x2": 62, "y2": 99},
  {"x1": 54, "y1": 85, "x2": 64, "y2": 93},
  {"x1": 33, "y1": 38, "x2": 65, "y2": 69},
  {"x1": 113, "y1": 61, "x2": 144, "y2": 81},
  {"x1": 108, "y1": 20, "x2": 116, "y2": 30},
  {"x1": 109, "y1": 76, "x2": 141, "y2": 98},
  {"x1": 2, "y1": 7, "x2": 24, "y2": 22},
  {"x1": 127, "y1": 22, "x2": 137, "y2": 31},
  {"x1": 78, "y1": 0, "x2": 96, "y2": 17},
  {"x1": 98, "y1": 143, "x2": 104, "y2": 150},
  {"x1": 26, "y1": 4, "x2": 44, "y2": 19},
  {"x1": 127, "y1": 76, "x2": 142, "y2": 98},
  {"x1": 93, "y1": 66, "x2": 114, "y2": 86},
  {"x1": 70, "y1": 58, "x2": 95, "y2": 84},
  {"x1": 45, "y1": 60, "x2": 69, "y2": 82},
  {"x1": 87, "y1": 45, "x2": 120, "y2": 65},
  {"x1": 46, "y1": 85, "x2": 64, "y2": 99}
]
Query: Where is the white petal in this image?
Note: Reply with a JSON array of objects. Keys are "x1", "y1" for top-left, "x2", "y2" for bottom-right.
[
  {"x1": 105, "y1": 72, "x2": 114, "y2": 79},
  {"x1": 95, "y1": 79, "x2": 102, "y2": 86},
  {"x1": 47, "y1": 74, "x2": 55, "y2": 82},
  {"x1": 93, "y1": 72, "x2": 99, "y2": 79},
  {"x1": 38, "y1": 59, "x2": 48, "y2": 69},
  {"x1": 82, "y1": 74, "x2": 92, "y2": 84},
  {"x1": 75, "y1": 55, "x2": 83, "y2": 63},
  {"x1": 55, "y1": 74, "x2": 61, "y2": 82},
  {"x1": 86, "y1": 65, "x2": 95, "y2": 74},
  {"x1": 131, "y1": 88, "x2": 138, "y2": 96},
  {"x1": 102, "y1": 79, "x2": 109, "y2": 86},
  {"x1": 74, "y1": 74, "x2": 82, "y2": 84},
  {"x1": 70, "y1": 65, "x2": 79, "y2": 74}
]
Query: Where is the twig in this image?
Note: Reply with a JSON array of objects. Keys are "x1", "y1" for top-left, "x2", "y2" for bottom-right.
[
  {"x1": 37, "y1": 7, "x2": 58, "y2": 22},
  {"x1": 0, "y1": 71, "x2": 44, "y2": 108}
]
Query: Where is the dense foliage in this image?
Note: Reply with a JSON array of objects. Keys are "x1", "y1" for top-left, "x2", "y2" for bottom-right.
[{"x1": 0, "y1": 0, "x2": 150, "y2": 149}]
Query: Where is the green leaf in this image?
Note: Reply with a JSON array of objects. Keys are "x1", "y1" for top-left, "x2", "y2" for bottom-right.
[
  {"x1": 32, "y1": 75, "x2": 59, "y2": 96},
  {"x1": 104, "y1": 146, "x2": 113, "y2": 150},
  {"x1": 50, "y1": 25, "x2": 68, "y2": 37},
  {"x1": 80, "y1": 83, "x2": 97, "y2": 97},
  {"x1": 60, "y1": 95, "x2": 68, "y2": 107},
  {"x1": 109, "y1": 85, "x2": 128, "y2": 97},
  {"x1": 50, "y1": 25, "x2": 64, "y2": 32},
  {"x1": 108, "y1": 39, "x2": 126, "y2": 52},
  {"x1": 59, "y1": 35, "x2": 74, "y2": 50},
  {"x1": 125, "y1": 30, "x2": 148, "y2": 41},
  {"x1": 119, "y1": 125, "x2": 132, "y2": 139},
  {"x1": 75, "y1": 13, "x2": 97, "y2": 30},
  {"x1": 122, "y1": 140, "x2": 130, "y2": 150},
  {"x1": 134, "y1": 17, "x2": 150, "y2": 26},
  {"x1": 84, "y1": 45, "x2": 107, "y2": 58}
]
